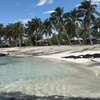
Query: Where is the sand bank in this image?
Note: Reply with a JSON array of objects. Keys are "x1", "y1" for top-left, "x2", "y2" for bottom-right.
[{"x1": 0, "y1": 45, "x2": 100, "y2": 65}]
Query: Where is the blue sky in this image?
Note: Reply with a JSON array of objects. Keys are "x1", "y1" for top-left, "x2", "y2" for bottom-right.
[{"x1": 0, "y1": 0, "x2": 100, "y2": 25}]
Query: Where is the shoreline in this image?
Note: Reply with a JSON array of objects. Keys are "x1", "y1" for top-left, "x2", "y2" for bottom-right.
[
  {"x1": 0, "y1": 45, "x2": 100, "y2": 66},
  {"x1": 0, "y1": 45, "x2": 100, "y2": 78}
]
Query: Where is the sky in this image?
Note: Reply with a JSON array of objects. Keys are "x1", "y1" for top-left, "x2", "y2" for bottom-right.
[{"x1": 0, "y1": 0, "x2": 100, "y2": 25}]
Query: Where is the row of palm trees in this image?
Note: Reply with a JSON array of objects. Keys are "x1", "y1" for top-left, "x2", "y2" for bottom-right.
[{"x1": 0, "y1": 0, "x2": 100, "y2": 47}]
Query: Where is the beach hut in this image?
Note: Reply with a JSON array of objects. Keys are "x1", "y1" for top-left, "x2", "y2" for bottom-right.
[
  {"x1": 36, "y1": 39, "x2": 49, "y2": 46},
  {"x1": 86, "y1": 35, "x2": 97, "y2": 44},
  {"x1": 71, "y1": 37, "x2": 83, "y2": 45}
]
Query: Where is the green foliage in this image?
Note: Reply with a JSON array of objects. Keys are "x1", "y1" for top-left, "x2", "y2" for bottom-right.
[
  {"x1": 50, "y1": 35, "x2": 58, "y2": 45},
  {"x1": 23, "y1": 39, "x2": 32, "y2": 46}
]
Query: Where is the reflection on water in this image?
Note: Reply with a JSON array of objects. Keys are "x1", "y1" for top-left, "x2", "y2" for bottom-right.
[{"x1": 0, "y1": 57, "x2": 100, "y2": 98}]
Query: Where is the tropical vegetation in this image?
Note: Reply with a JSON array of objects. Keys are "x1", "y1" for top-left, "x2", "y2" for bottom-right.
[{"x1": 0, "y1": 0, "x2": 100, "y2": 47}]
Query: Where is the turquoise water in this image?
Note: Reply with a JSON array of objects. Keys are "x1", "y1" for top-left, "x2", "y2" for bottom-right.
[
  {"x1": 0, "y1": 57, "x2": 100, "y2": 97},
  {"x1": 0, "y1": 57, "x2": 80, "y2": 84}
]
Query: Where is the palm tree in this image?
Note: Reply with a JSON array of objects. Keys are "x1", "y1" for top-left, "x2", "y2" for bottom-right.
[
  {"x1": 26, "y1": 17, "x2": 43, "y2": 46},
  {"x1": 26, "y1": 18, "x2": 43, "y2": 46},
  {"x1": 51, "y1": 7, "x2": 71, "y2": 45},
  {"x1": 26, "y1": 20, "x2": 35, "y2": 46},
  {"x1": 3, "y1": 22, "x2": 24, "y2": 47},
  {"x1": 4, "y1": 24, "x2": 14, "y2": 47},
  {"x1": 43, "y1": 19, "x2": 52, "y2": 38},
  {"x1": 50, "y1": 9, "x2": 61, "y2": 46},
  {"x1": 54, "y1": 7, "x2": 72, "y2": 45},
  {"x1": 50, "y1": 7, "x2": 72, "y2": 46},
  {"x1": 14, "y1": 22, "x2": 25, "y2": 48},
  {"x1": 32, "y1": 17, "x2": 43, "y2": 46},
  {"x1": 78, "y1": 0, "x2": 98, "y2": 45},
  {"x1": 64, "y1": 9, "x2": 82, "y2": 45}
]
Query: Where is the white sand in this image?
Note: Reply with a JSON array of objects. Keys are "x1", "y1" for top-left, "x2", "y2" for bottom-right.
[
  {"x1": 0, "y1": 45, "x2": 100, "y2": 65},
  {"x1": 0, "y1": 45, "x2": 100, "y2": 76}
]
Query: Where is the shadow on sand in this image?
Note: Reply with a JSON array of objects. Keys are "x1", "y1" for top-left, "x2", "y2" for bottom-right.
[{"x1": 0, "y1": 92, "x2": 100, "y2": 100}]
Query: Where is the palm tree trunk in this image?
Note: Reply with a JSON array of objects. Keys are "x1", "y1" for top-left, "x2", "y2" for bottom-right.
[
  {"x1": 19, "y1": 35, "x2": 21, "y2": 48},
  {"x1": 35, "y1": 33, "x2": 38, "y2": 46},
  {"x1": 53, "y1": 29, "x2": 60, "y2": 46},
  {"x1": 28, "y1": 36, "x2": 32, "y2": 46},
  {"x1": 15, "y1": 39, "x2": 17, "y2": 47},
  {"x1": 50, "y1": 21, "x2": 60, "y2": 46},
  {"x1": 63, "y1": 25, "x2": 72, "y2": 46},
  {"x1": 76, "y1": 33, "x2": 82, "y2": 45},
  {"x1": 9, "y1": 37, "x2": 12, "y2": 47},
  {"x1": 75, "y1": 26, "x2": 82, "y2": 45},
  {"x1": 88, "y1": 28, "x2": 93, "y2": 45},
  {"x1": 65, "y1": 32, "x2": 72, "y2": 46}
]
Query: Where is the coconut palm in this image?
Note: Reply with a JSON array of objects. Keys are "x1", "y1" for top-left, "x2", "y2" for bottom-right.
[
  {"x1": 3, "y1": 22, "x2": 24, "y2": 47},
  {"x1": 4, "y1": 24, "x2": 14, "y2": 46},
  {"x1": 50, "y1": 7, "x2": 72, "y2": 45},
  {"x1": 26, "y1": 20, "x2": 35, "y2": 46},
  {"x1": 32, "y1": 17, "x2": 43, "y2": 46},
  {"x1": 43, "y1": 19, "x2": 52, "y2": 38},
  {"x1": 51, "y1": 7, "x2": 69, "y2": 45},
  {"x1": 54, "y1": 7, "x2": 72, "y2": 45},
  {"x1": 49, "y1": 16, "x2": 61, "y2": 46},
  {"x1": 78, "y1": 0, "x2": 98, "y2": 45},
  {"x1": 14, "y1": 22, "x2": 25, "y2": 48},
  {"x1": 26, "y1": 17, "x2": 43, "y2": 46},
  {"x1": 64, "y1": 8, "x2": 82, "y2": 45},
  {"x1": 50, "y1": 7, "x2": 67, "y2": 45}
]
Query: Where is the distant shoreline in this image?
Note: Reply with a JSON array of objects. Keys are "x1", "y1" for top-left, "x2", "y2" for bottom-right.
[
  {"x1": 0, "y1": 45, "x2": 100, "y2": 65},
  {"x1": 0, "y1": 45, "x2": 100, "y2": 64}
]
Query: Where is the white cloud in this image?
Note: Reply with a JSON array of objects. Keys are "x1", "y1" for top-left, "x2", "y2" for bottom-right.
[
  {"x1": 91, "y1": 0, "x2": 100, "y2": 4},
  {"x1": 43, "y1": 10, "x2": 55, "y2": 14},
  {"x1": 37, "y1": 0, "x2": 54, "y2": 6}
]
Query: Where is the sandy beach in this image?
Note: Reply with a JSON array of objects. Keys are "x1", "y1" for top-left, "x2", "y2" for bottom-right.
[
  {"x1": 0, "y1": 45, "x2": 100, "y2": 98},
  {"x1": 0, "y1": 45, "x2": 100, "y2": 64},
  {"x1": 0, "y1": 45, "x2": 100, "y2": 76},
  {"x1": 0, "y1": 45, "x2": 100, "y2": 61}
]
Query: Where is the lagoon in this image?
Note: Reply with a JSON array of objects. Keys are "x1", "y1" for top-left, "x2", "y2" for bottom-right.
[{"x1": 0, "y1": 57, "x2": 100, "y2": 97}]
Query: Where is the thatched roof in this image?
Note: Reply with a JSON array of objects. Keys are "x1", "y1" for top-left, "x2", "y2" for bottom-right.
[{"x1": 87, "y1": 35, "x2": 96, "y2": 40}]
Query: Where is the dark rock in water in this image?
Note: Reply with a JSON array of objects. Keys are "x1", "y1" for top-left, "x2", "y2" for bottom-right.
[
  {"x1": 0, "y1": 53, "x2": 9, "y2": 57},
  {"x1": 93, "y1": 53, "x2": 100, "y2": 58},
  {"x1": 82, "y1": 54, "x2": 92, "y2": 58},
  {"x1": 63, "y1": 53, "x2": 100, "y2": 59}
]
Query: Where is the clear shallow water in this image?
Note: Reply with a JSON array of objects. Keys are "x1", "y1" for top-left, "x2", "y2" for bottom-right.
[{"x1": 0, "y1": 57, "x2": 100, "y2": 97}]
